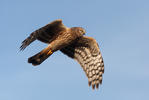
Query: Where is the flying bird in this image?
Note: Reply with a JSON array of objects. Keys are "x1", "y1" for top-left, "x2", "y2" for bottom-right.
[{"x1": 20, "y1": 19, "x2": 104, "y2": 89}]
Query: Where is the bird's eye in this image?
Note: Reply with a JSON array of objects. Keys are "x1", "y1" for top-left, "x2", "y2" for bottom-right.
[{"x1": 79, "y1": 30, "x2": 83, "y2": 33}]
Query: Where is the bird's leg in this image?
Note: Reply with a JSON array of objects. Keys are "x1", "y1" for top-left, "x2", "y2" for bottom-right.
[
  {"x1": 47, "y1": 50, "x2": 53, "y2": 55},
  {"x1": 28, "y1": 44, "x2": 53, "y2": 65}
]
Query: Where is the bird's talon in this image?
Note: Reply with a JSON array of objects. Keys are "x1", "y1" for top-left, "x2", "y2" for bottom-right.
[{"x1": 47, "y1": 50, "x2": 53, "y2": 55}]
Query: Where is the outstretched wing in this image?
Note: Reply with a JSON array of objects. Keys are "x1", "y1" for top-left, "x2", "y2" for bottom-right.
[
  {"x1": 60, "y1": 36, "x2": 104, "y2": 89},
  {"x1": 20, "y1": 19, "x2": 67, "y2": 50}
]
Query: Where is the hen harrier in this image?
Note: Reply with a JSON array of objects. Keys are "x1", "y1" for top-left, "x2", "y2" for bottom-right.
[{"x1": 20, "y1": 19, "x2": 104, "y2": 89}]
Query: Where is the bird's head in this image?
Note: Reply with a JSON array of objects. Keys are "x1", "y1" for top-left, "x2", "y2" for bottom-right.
[
  {"x1": 78, "y1": 27, "x2": 86, "y2": 35},
  {"x1": 71, "y1": 27, "x2": 86, "y2": 37}
]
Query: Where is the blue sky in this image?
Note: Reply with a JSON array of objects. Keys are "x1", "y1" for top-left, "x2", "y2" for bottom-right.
[{"x1": 1, "y1": 0, "x2": 149, "y2": 100}]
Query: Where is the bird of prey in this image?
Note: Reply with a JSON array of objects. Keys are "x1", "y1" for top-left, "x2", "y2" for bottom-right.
[{"x1": 20, "y1": 19, "x2": 104, "y2": 89}]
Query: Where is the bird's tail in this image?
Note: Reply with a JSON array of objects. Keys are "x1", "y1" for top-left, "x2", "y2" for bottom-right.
[{"x1": 28, "y1": 46, "x2": 53, "y2": 66}]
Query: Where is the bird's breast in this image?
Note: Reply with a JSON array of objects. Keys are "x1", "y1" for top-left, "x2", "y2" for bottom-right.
[{"x1": 50, "y1": 32, "x2": 77, "y2": 51}]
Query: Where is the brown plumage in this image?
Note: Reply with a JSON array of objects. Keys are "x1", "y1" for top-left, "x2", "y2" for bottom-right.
[{"x1": 20, "y1": 19, "x2": 104, "y2": 89}]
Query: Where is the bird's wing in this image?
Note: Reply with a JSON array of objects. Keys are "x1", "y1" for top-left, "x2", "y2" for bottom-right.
[
  {"x1": 60, "y1": 36, "x2": 104, "y2": 89},
  {"x1": 20, "y1": 19, "x2": 67, "y2": 50}
]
